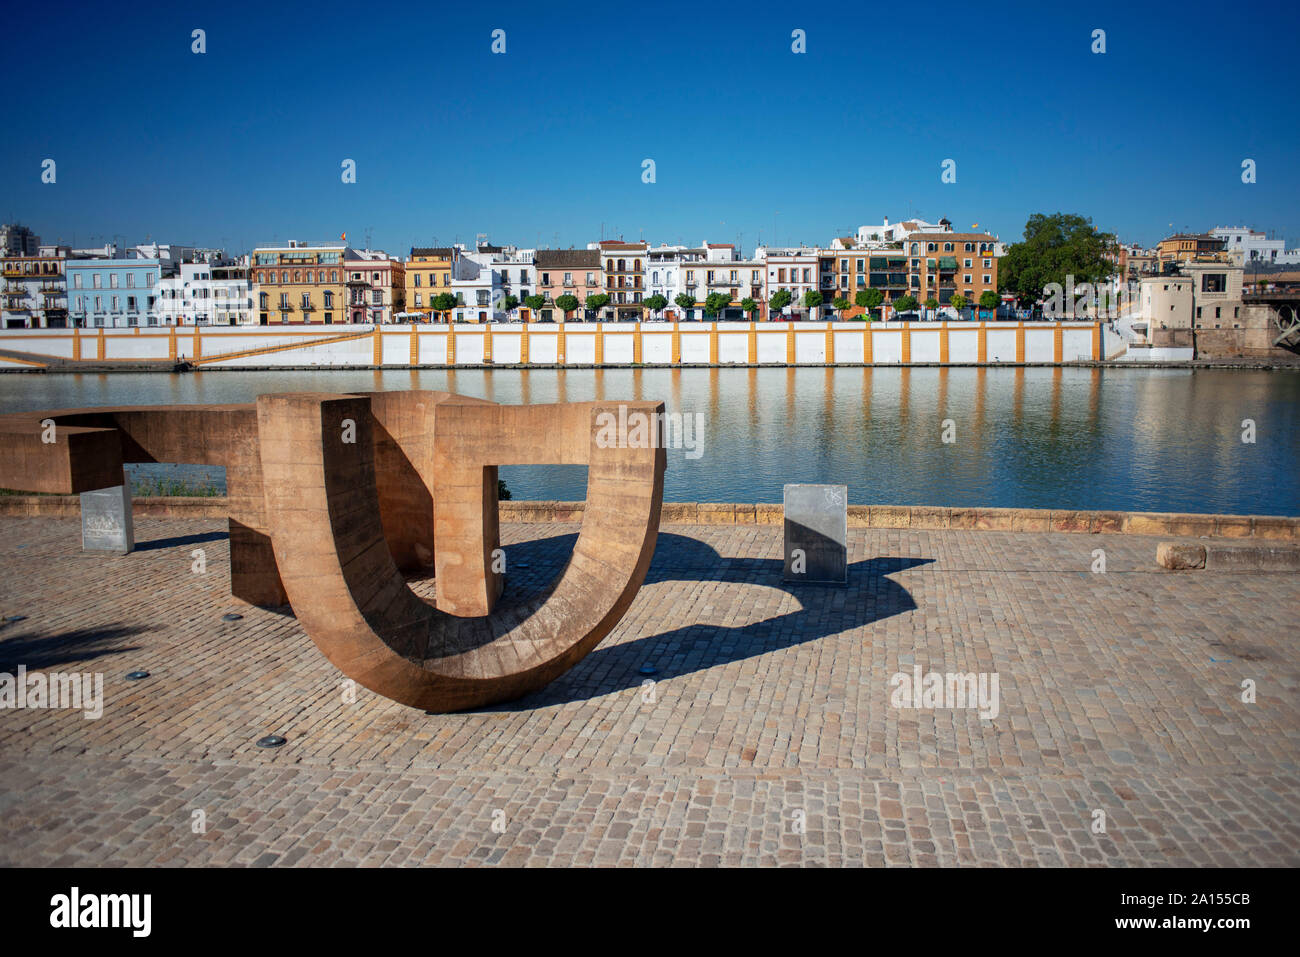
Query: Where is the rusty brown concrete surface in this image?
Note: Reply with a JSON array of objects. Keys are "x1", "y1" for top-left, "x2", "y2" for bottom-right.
[{"x1": 0, "y1": 391, "x2": 668, "y2": 713}]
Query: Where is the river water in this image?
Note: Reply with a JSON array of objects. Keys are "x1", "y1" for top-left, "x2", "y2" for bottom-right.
[{"x1": 1, "y1": 367, "x2": 1297, "y2": 515}]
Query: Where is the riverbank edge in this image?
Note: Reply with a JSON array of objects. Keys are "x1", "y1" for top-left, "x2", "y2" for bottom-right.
[
  {"x1": 4, "y1": 360, "x2": 1300, "y2": 372},
  {"x1": 2, "y1": 495, "x2": 1295, "y2": 539}
]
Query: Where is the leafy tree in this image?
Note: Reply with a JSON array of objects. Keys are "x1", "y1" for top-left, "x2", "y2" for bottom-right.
[
  {"x1": 856, "y1": 288, "x2": 884, "y2": 319},
  {"x1": 893, "y1": 294, "x2": 918, "y2": 315},
  {"x1": 703, "y1": 292, "x2": 731, "y2": 318},
  {"x1": 555, "y1": 293, "x2": 580, "y2": 318},
  {"x1": 740, "y1": 297, "x2": 759, "y2": 319},
  {"x1": 585, "y1": 293, "x2": 609, "y2": 319},
  {"x1": 832, "y1": 296, "x2": 851, "y2": 315},
  {"x1": 768, "y1": 289, "x2": 793, "y2": 317},
  {"x1": 998, "y1": 212, "x2": 1118, "y2": 306},
  {"x1": 431, "y1": 292, "x2": 458, "y2": 320},
  {"x1": 949, "y1": 293, "x2": 968, "y2": 313},
  {"x1": 924, "y1": 297, "x2": 939, "y2": 320},
  {"x1": 802, "y1": 290, "x2": 823, "y2": 315},
  {"x1": 978, "y1": 290, "x2": 1000, "y2": 318},
  {"x1": 674, "y1": 292, "x2": 697, "y2": 320},
  {"x1": 523, "y1": 294, "x2": 545, "y2": 313},
  {"x1": 503, "y1": 294, "x2": 520, "y2": 312},
  {"x1": 643, "y1": 293, "x2": 668, "y2": 316}
]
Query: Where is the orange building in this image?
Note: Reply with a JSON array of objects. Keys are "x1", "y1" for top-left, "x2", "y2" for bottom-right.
[{"x1": 903, "y1": 232, "x2": 1000, "y2": 305}]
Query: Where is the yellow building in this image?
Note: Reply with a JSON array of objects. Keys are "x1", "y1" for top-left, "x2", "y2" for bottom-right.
[
  {"x1": 252, "y1": 241, "x2": 347, "y2": 324},
  {"x1": 1156, "y1": 233, "x2": 1228, "y2": 267},
  {"x1": 404, "y1": 247, "x2": 456, "y2": 320}
]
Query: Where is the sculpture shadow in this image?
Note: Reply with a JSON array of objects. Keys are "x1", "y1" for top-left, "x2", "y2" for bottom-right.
[
  {"x1": 134, "y1": 530, "x2": 229, "y2": 552},
  {"x1": 0, "y1": 624, "x2": 150, "y2": 671},
  {"x1": 482, "y1": 531, "x2": 932, "y2": 710}
]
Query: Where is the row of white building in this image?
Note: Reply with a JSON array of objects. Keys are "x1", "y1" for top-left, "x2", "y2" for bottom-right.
[{"x1": 2, "y1": 215, "x2": 1054, "y2": 328}]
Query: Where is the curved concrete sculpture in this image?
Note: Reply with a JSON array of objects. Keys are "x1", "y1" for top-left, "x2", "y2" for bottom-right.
[{"x1": 0, "y1": 391, "x2": 666, "y2": 711}]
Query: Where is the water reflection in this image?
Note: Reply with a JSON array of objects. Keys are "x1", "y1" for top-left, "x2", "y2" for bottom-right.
[{"x1": 0, "y1": 367, "x2": 1296, "y2": 514}]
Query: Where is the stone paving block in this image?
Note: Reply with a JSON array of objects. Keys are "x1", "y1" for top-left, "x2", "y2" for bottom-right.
[{"x1": 0, "y1": 515, "x2": 1296, "y2": 867}]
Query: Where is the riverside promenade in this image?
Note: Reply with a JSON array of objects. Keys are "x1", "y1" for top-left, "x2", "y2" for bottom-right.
[{"x1": 0, "y1": 514, "x2": 1297, "y2": 867}]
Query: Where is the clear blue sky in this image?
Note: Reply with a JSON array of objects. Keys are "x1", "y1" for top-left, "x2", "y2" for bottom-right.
[{"x1": 6, "y1": 0, "x2": 1298, "y2": 254}]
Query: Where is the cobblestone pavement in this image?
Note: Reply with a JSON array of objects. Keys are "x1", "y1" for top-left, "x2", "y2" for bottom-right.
[{"x1": 0, "y1": 516, "x2": 1296, "y2": 867}]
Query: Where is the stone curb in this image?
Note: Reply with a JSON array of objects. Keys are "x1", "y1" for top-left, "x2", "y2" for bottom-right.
[
  {"x1": 1, "y1": 495, "x2": 1296, "y2": 540},
  {"x1": 1157, "y1": 540, "x2": 1300, "y2": 570}
]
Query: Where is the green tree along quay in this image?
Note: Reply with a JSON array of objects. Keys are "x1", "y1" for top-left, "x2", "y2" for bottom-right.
[
  {"x1": 704, "y1": 292, "x2": 731, "y2": 318},
  {"x1": 554, "y1": 293, "x2": 580, "y2": 319},
  {"x1": 856, "y1": 288, "x2": 884, "y2": 320},
  {"x1": 431, "y1": 292, "x2": 458, "y2": 321},
  {"x1": 740, "y1": 297, "x2": 759, "y2": 319},
  {"x1": 674, "y1": 292, "x2": 697, "y2": 320},
  {"x1": 768, "y1": 289, "x2": 793, "y2": 317},
  {"x1": 998, "y1": 212, "x2": 1118, "y2": 306},
  {"x1": 978, "y1": 290, "x2": 1000, "y2": 318},
  {"x1": 643, "y1": 293, "x2": 668, "y2": 317},
  {"x1": 925, "y1": 297, "x2": 939, "y2": 320},
  {"x1": 585, "y1": 293, "x2": 610, "y2": 318},
  {"x1": 832, "y1": 297, "x2": 851, "y2": 316},
  {"x1": 949, "y1": 293, "x2": 968, "y2": 314},
  {"x1": 523, "y1": 294, "x2": 545, "y2": 314},
  {"x1": 893, "y1": 294, "x2": 918, "y2": 314},
  {"x1": 802, "y1": 290, "x2": 823, "y2": 317},
  {"x1": 503, "y1": 294, "x2": 520, "y2": 313}
]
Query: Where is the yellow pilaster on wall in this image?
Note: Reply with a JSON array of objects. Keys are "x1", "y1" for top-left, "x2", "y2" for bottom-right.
[
  {"x1": 72, "y1": 327, "x2": 81, "y2": 361},
  {"x1": 446, "y1": 324, "x2": 455, "y2": 364},
  {"x1": 594, "y1": 325, "x2": 603, "y2": 365},
  {"x1": 409, "y1": 325, "x2": 419, "y2": 365},
  {"x1": 97, "y1": 329, "x2": 106, "y2": 360},
  {"x1": 372, "y1": 326, "x2": 382, "y2": 365},
  {"x1": 520, "y1": 324, "x2": 529, "y2": 364},
  {"x1": 633, "y1": 322, "x2": 642, "y2": 364},
  {"x1": 939, "y1": 322, "x2": 949, "y2": 364},
  {"x1": 1053, "y1": 324, "x2": 1064, "y2": 363},
  {"x1": 557, "y1": 323, "x2": 566, "y2": 363},
  {"x1": 709, "y1": 323, "x2": 719, "y2": 364},
  {"x1": 786, "y1": 323, "x2": 795, "y2": 364},
  {"x1": 193, "y1": 327, "x2": 202, "y2": 360},
  {"x1": 748, "y1": 321, "x2": 757, "y2": 364},
  {"x1": 901, "y1": 323, "x2": 912, "y2": 364},
  {"x1": 168, "y1": 325, "x2": 177, "y2": 360},
  {"x1": 977, "y1": 323, "x2": 988, "y2": 363},
  {"x1": 1015, "y1": 322, "x2": 1025, "y2": 363},
  {"x1": 825, "y1": 323, "x2": 835, "y2": 364},
  {"x1": 864, "y1": 323, "x2": 873, "y2": 364},
  {"x1": 1092, "y1": 322, "x2": 1102, "y2": 360},
  {"x1": 483, "y1": 323, "x2": 493, "y2": 364},
  {"x1": 671, "y1": 322, "x2": 681, "y2": 364}
]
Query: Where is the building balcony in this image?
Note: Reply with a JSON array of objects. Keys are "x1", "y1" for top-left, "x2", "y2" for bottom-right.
[{"x1": 300, "y1": 302, "x2": 315, "y2": 311}]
